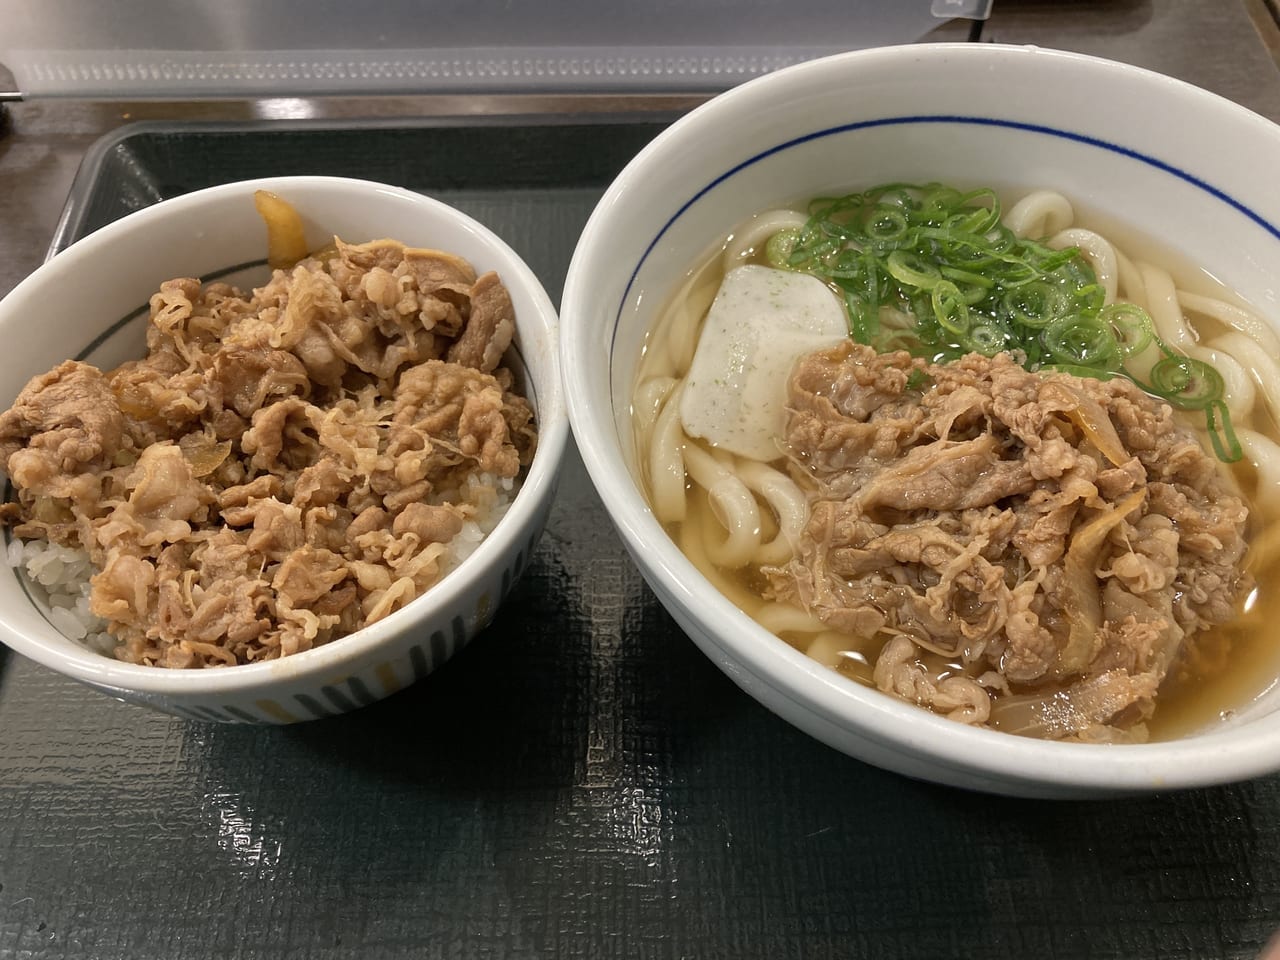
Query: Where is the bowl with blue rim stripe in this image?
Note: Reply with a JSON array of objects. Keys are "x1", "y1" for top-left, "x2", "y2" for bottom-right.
[{"x1": 560, "y1": 43, "x2": 1280, "y2": 796}]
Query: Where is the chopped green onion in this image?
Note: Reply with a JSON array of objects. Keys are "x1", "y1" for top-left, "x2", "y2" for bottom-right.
[
  {"x1": 1042, "y1": 316, "x2": 1120, "y2": 368},
  {"x1": 1206, "y1": 400, "x2": 1244, "y2": 462},
  {"x1": 886, "y1": 250, "x2": 942, "y2": 290},
  {"x1": 765, "y1": 228, "x2": 801, "y2": 268},
  {"x1": 967, "y1": 322, "x2": 1009, "y2": 356},
  {"x1": 940, "y1": 266, "x2": 996, "y2": 290},
  {"x1": 931, "y1": 281, "x2": 971, "y2": 337},
  {"x1": 1100, "y1": 303, "x2": 1154, "y2": 358},
  {"x1": 1145, "y1": 354, "x2": 1224, "y2": 411},
  {"x1": 866, "y1": 206, "x2": 910, "y2": 243},
  {"x1": 905, "y1": 369, "x2": 932, "y2": 391},
  {"x1": 843, "y1": 290, "x2": 879, "y2": 342},
  {"x1": 1003, "y1": 281, "x2": 1068, "y2": 329},
  {"x1": 921, "y1": 186, "x2": 963, "y2": 223},
  {"x1": 763, "y1": 181, "x2": 1242, "y2": 461}
]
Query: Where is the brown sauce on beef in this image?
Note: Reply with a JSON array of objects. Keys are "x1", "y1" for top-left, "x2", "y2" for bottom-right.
[
  {"x1": 764, "y1": 343, "x2": 1251, "y2": 742},
  {"x1": 0, "y1": 238, "x2": 536, "y2": 668}
]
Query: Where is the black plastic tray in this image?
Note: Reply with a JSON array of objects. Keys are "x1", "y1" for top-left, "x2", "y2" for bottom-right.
[{"x1": 2, "y1": 118, "x2": 1279, "y2": 960}]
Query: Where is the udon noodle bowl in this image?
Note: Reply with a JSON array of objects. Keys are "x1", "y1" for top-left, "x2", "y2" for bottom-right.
[{"x1": 632, "y1": 183, "x2": 1280, "y2": 743}]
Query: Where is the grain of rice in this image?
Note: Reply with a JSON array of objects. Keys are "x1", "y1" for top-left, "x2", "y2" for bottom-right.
[{"x1": 10, "y1": 538, "x2": 111, "y2": 653}]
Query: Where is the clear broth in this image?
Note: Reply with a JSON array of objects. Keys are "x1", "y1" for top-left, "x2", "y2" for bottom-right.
[{"x1": 635, "y1": 191, "x2": 1280, "y2": 741}]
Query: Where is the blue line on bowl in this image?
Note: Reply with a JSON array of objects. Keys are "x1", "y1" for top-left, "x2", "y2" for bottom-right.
[
  {"x1": 75, "y1": 258, "x2": 271, "y2": 363},
  {"x1": 345, "y1": 676, "x2": 376, "y2": 706},
  {"x1": 610, "y1": 113, "x2": 1280, "y2": 366},
  {"x1": 294, "y1": 694, "x2": 334, "y2": 718},
  {"x1": 320, "y1": 684, "x2": 356, "y2": 714}
]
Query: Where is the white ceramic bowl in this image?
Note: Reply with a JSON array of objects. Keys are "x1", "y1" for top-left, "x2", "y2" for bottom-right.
[
  {"x1": 0, "y1": 175, "x2": 566, "y2": 722},
  {"x1": 561, "y1": 43, "x2": 1280, "y2": 797}
]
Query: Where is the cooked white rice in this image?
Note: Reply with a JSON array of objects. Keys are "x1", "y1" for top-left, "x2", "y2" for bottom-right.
[
  {"x1": 5, "y1": 537, "x2": 116, "y2": 655},
  {"x1": 433, "y1": 470, "x2": 518, "y2": 576}
]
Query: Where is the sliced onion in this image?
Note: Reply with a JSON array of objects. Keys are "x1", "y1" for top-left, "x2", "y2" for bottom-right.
[{"x1": 1057, "y1": 488, "x2": 1147, "y2": 674}]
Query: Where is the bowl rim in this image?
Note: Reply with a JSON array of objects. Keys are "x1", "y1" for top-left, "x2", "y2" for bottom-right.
[
  {"x1": 561, "y1": 42, "x2": 1280, "y2": 792},
  {"x1": 0, "y1": 174, "x2": 568, "y2": 694}
]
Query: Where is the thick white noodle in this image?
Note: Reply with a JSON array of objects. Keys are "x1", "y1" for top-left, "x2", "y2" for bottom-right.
[
  {"x1": 1121, "y1": 339, "x2": 1163, "y2": 384},
  {"x1": 1179, "y1": 291, "x2": 1280, "y2": 357},
  {"x1": 1049, "y1": 228, "x2": 1118, "y2": 304},
  {"x1": 633, "y1": 375, "x2": 676, "y2": 440},
  {"x1": 1216, "y1": 331, "x2": 1280, "y2": 426},
  {"x1": 680, "y1": 503, "x2": 762, "y2": 612},
  {"x1": 1139, "y1": 262, "x2": 1195, "y2": 351},
  {"x1": 755, "y1": 601, "x2": 830, "y2": 636},
  {"x1": 805, "y1": 632, "x2": 864, "y2": 669},
  {"x1": 1114, "y1": 246, "x2": 1148, "y2": 306},
  {"x1": 736, "y1": 459, "x2": 809, "y2": 566},
  {"x1": 648, "y1": 383, "x2": 688, "y2": 524},
  {"x1": 663, "y1": 296, "x2": 706, "y2": 376},
  {"x1": 1235, "y1": 427, "x2": 1280, "y2": 509},
  {"x1": 682, "y1": 442, "x2": 761, "y2": 568},
  {"x1": 1132, "y1": 263, "x2": 1259, "y2": 416},
  {"x1": 722, "y1": 209, "x2": 810, "y2": 271},
  {"x1": 642, "y1": 304, "x2": 679, "y2": 382},
  {"x1": 650, "y1": 260, "x2": 720, "y2": 377},
  {"x1": 1003, "y1": 190, "x2": 1075, "y2": 239},
  {"x1": 1195, "y1": 343, "x2": 1257, "y2": 419}
]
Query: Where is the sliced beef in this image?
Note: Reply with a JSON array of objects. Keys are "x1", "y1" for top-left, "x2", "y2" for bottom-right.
[
  {"x1": 768, "y1": 343, "x2": 1251, "y2": 742},
  {"x1": 0, "y1": 237, "x2": 537, "y2": 668}
]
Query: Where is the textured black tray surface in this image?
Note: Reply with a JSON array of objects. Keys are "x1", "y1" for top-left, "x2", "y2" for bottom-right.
[{"x1": 2, "y1": 120, "x2": 1279, "y2": 960}]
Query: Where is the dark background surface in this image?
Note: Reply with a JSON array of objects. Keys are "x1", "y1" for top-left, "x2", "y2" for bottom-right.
[{"x1": 0, "y1": 119, "x2": 1278, "y2": 959}]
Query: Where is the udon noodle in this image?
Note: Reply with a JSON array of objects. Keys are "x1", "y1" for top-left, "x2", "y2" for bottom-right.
[{"x1": 633, "y1": 187, "x2": 1280, "y2": 742}]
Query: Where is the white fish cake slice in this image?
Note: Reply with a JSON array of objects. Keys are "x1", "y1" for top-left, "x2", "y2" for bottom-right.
[{"x1": 680, "y1": 264, "x2": 847, "y2": 460}]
